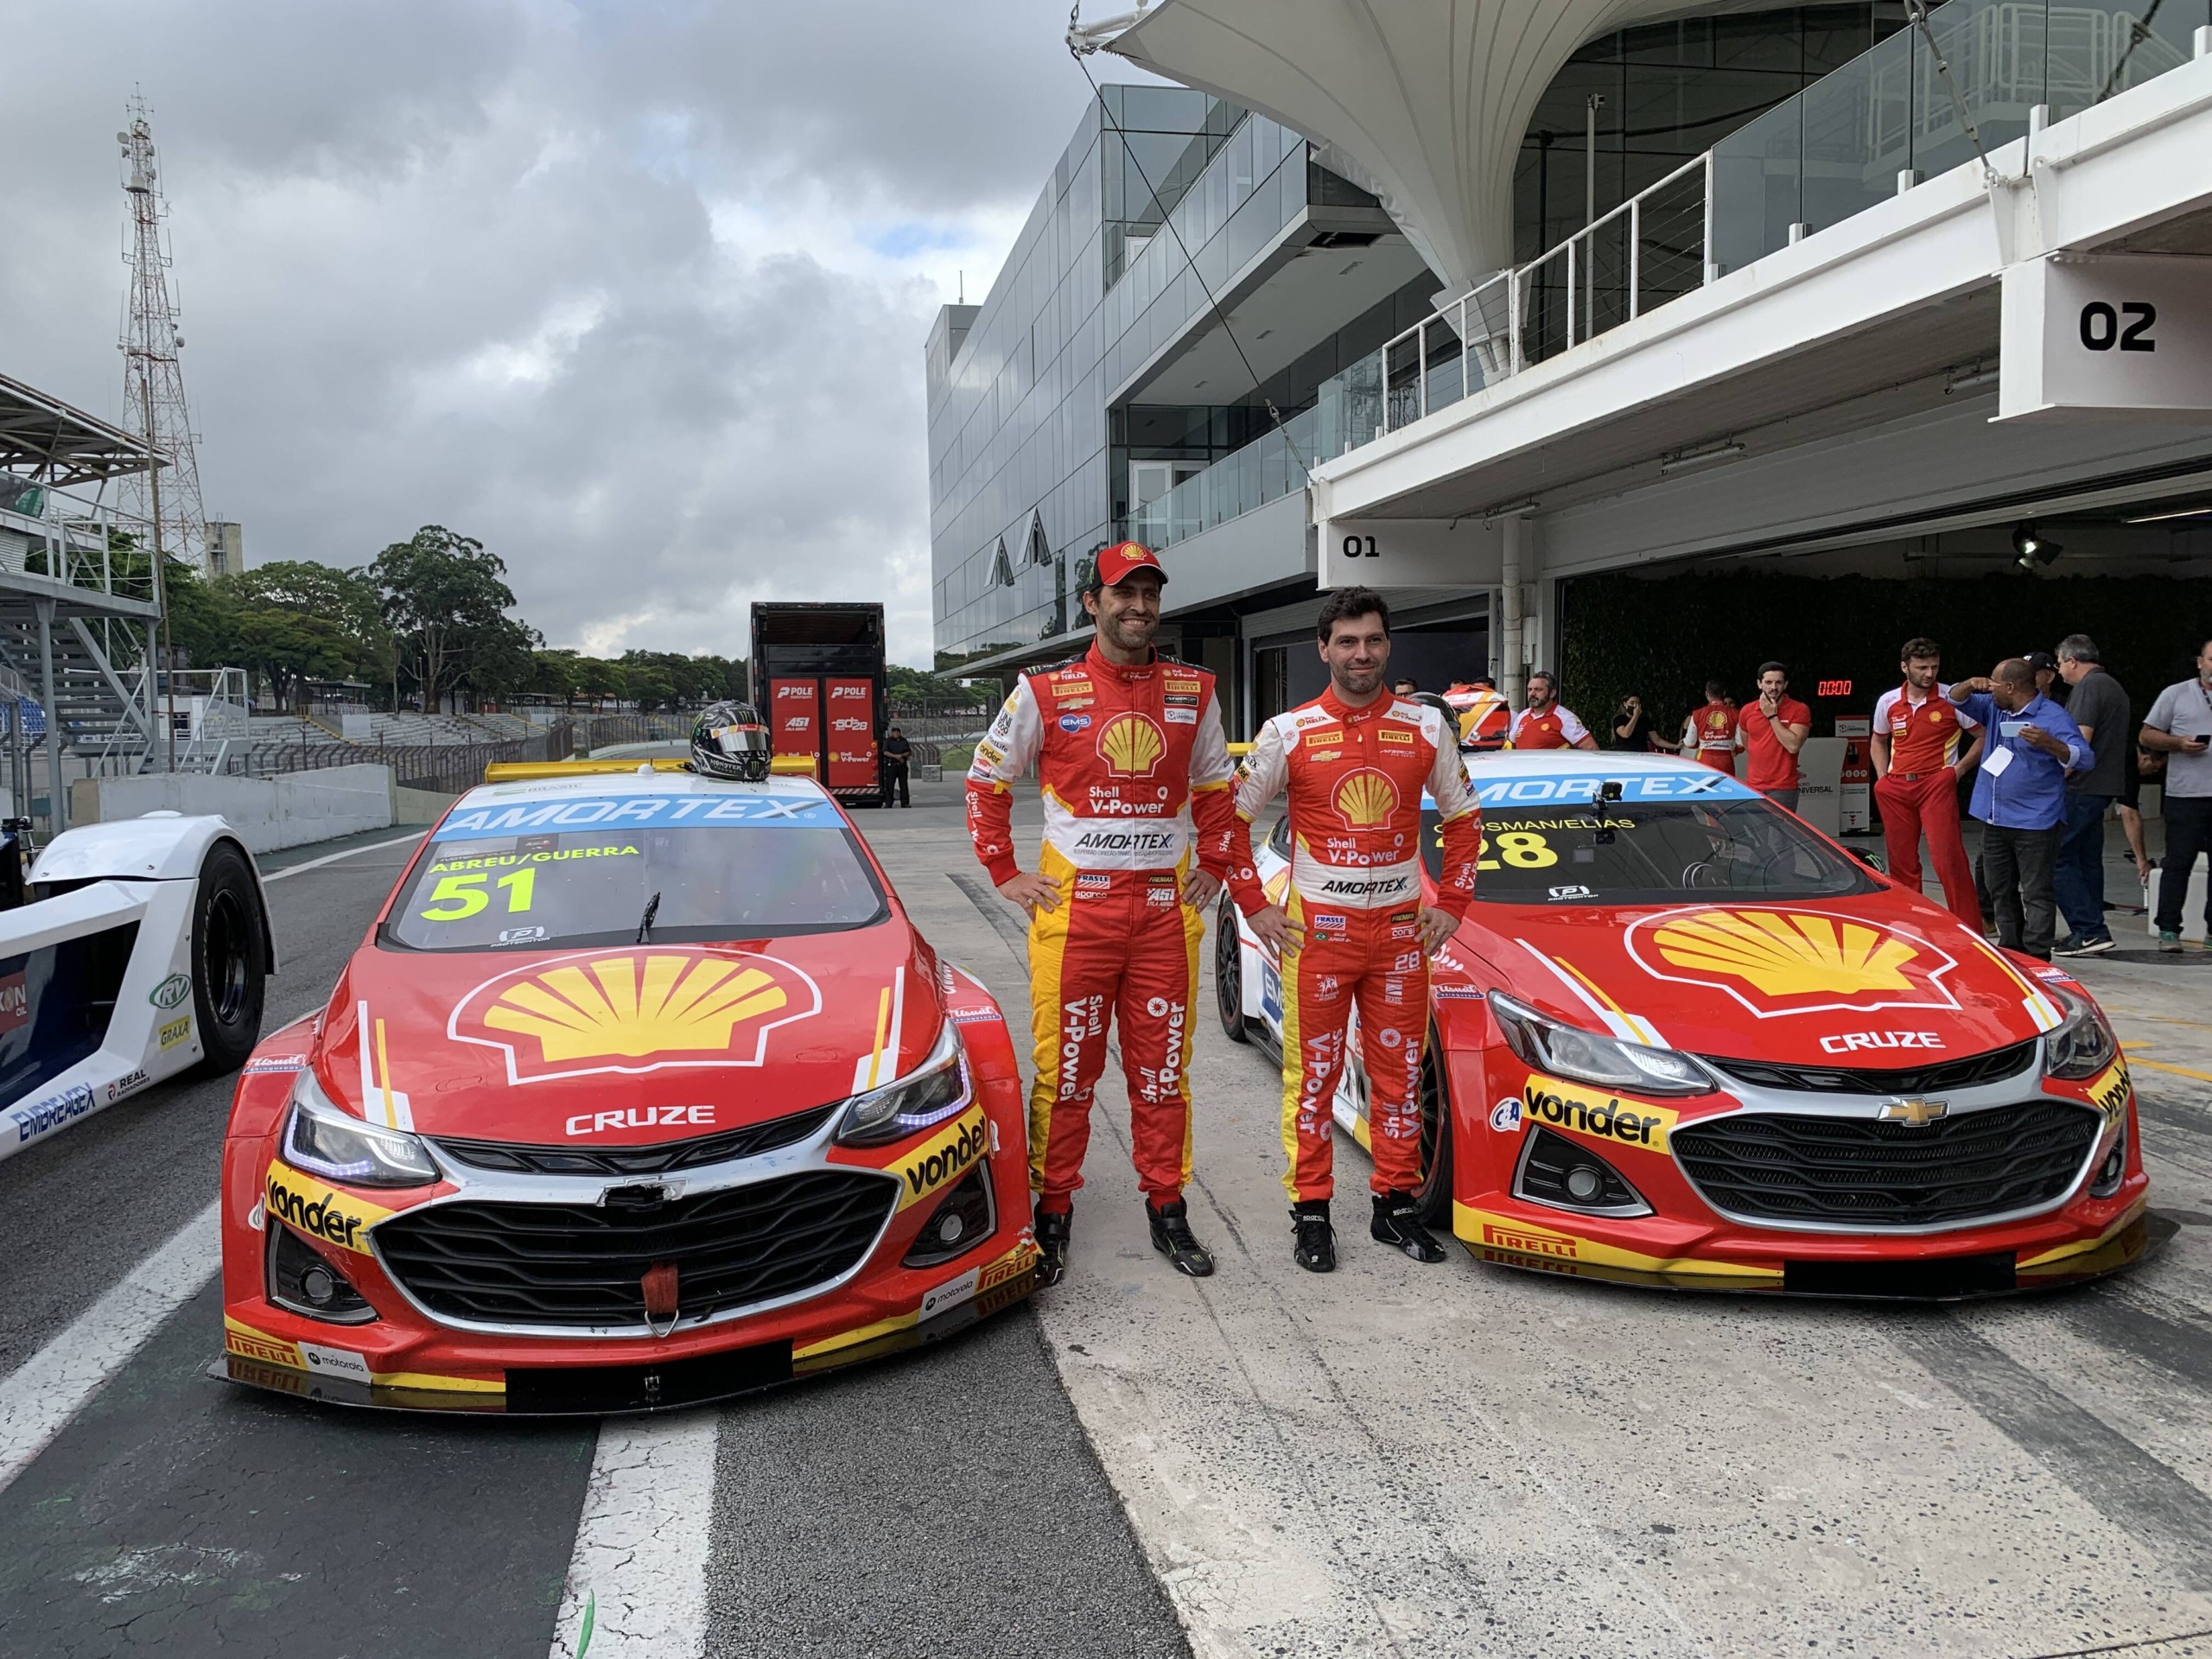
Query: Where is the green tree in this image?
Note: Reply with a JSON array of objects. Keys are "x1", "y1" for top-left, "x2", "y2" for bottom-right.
[
  {"x1": 367, "y1": 526, "x2": 532, "y2": 711},
  {"x1": 219, "y1": 560, "x2": 396, "y2": 706}
]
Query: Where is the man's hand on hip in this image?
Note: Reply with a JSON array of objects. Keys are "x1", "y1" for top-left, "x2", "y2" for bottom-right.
[
  {"x1": 1182, "y1": 868, "x2": 1222, "y2": 911},
  {"x1": 1247, "y1": 903, "x2": 1302, "y2": 958},
  {"x1": 1419, "y1": 906, "x2": 1459, "y2": 954},
  {"x1": 996, "y1": 871, "x2": 1059, "y2": 918}
]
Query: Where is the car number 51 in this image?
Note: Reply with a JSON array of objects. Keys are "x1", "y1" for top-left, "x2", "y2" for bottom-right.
[{"x1": 420, "y1": 868, "x2": 537, "y2": 921}]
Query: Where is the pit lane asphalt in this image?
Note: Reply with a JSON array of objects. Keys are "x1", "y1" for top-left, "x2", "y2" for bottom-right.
[{"x1": 0, "y1": 821, "x2": 1186, "y2": 1658}]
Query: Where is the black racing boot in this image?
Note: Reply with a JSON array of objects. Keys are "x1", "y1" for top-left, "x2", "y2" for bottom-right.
[
  {"x1": 1371, "y1": 1191, "x2": 1447, "y2": 1263},
  {"x1": 1034, "y1": 1204, "x2": 1072, "y2": 1287},
  {"x1": 1292, "y1": 1199, "x2": 1337, "y2": 1273},
  {"x1": 1147, "y1": 1198, "x2": 1216, "y2": 1278}
]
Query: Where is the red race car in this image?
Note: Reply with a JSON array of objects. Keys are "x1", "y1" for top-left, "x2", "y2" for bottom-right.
[
  {"x1": 1217, "y1": 752, "x2": 2145, "y2": 1296},
  {"x1": 221, "y1": 762, "x2": 1038, "y2": 1412}
]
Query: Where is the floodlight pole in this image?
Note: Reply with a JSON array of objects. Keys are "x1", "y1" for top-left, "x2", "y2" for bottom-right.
[{"x1": 138, "y1": 370, "x2": 175, "y2": 772}]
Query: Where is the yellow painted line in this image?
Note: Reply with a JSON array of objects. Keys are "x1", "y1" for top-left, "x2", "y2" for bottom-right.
[{"x1": 2133, "y1": 1058, "x2": 2212, "y2": 1084}]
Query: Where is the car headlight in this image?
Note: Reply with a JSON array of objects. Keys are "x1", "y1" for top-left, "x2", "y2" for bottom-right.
[
  {"x1": 1489, "y1": 990, "x2": 1715, "y2": 1097},
  {"x1": 281, "y1": 1069, "x2": 440, "y2": 1188},
  {"x1": 835, "y1": 1020, "x2": 970, "y2": 1147},
  {"x1": 2044, "y1": 984, "x2": 2120, "y2": 1080}
]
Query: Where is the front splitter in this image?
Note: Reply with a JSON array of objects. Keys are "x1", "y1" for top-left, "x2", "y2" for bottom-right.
[
  {"x1": 216, "y1": 1268, "x2": 1039, "y2": 1415},
  {"x1": 1457, "y1": 1204, "x2": 2151, "y2": 1300}
]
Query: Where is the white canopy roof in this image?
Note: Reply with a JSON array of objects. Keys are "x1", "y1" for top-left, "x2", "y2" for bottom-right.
[{"x1": 1081, "y1": 0, "x2": 1720, "y2": 295}]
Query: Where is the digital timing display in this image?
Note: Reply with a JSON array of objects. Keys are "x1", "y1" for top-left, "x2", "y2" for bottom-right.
[{"x1": 1815, "y1": 679, "x2": 1853, "y2": 698}]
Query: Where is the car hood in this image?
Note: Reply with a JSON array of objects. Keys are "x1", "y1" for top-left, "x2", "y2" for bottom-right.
[
  {"x1": 1471, "y1": 893, "x2": 2066, "y2": 1068},
  {"x1": 308, "y1": 922, "x2": 944, "y2": 1144}
]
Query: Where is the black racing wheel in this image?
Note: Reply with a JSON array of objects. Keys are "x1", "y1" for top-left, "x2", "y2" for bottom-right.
[
  {"x1": 190, "y1": 839, "x2": 269, "y2": 1077},
  {"x1": 1214, "y1": 893, "x2": 1249, "y2": 1044},
  {"x1": 1412, "y1": 1032, "x2": 1454, "y2": 1227}
]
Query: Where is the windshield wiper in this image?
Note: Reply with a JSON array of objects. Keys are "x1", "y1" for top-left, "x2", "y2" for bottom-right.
[{"x1": 636, "y1": 890, "x2": 662, "y2": 944}]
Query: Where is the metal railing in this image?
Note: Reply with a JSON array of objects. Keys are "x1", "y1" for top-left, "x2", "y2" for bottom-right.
[
  {"x1": 251, "y1": 720, "x2": 575, "y2": 793},
  {"x1": 1126, "y1": 0, "x2": 2199, "y2": 552},
  {"x1": 0, "y1": 475, "x2": 160, "y2": 606}
]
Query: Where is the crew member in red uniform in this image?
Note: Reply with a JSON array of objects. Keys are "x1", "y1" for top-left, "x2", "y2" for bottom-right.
[
  {"x1": 966, "y1": 543, "x2": 1236, "y2": 1285},
  {"x1": 1687, "y1": 679, "x2": 1739, "y2": 771},
  {"x1": 1226, "y1": 588, "x2": 1483, "y2": 1272},
  {"x1": 1443, "y1": 675, "x2": 1511, "y2": 751},
  {"x1": 1738, "y1": 661, "x2": 1812, "y2": 810},
  {"x1": 1509, "y1": 671, "x2": 1598, "y2": 750},
  {"x1": 1871, "y1": 635, "x2": 1985, "y2": 929}
]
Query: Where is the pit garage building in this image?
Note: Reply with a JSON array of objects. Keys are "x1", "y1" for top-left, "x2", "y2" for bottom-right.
[{"x1": 926, "y1": 0, "x2": 2212, "y2": 813}]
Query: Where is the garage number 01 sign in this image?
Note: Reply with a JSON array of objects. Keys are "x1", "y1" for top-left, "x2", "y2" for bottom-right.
[{"x1": 1316, "y1": 518, "x2": 1498, "y2": 589}]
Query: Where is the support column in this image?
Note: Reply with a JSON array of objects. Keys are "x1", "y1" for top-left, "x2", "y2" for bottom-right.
[
  {"x1": 35, "y1": 599, "x2": 64, "y2": 835},
  {"x1": 147, "y1": 622, "x2": 160, "y2": 772},
  {"x1": 1500, "y1": 514, "x2": 1541, "y2": 709}
]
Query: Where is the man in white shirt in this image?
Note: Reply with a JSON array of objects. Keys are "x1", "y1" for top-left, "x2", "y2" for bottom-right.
[{"x1": 2143, "y1": 637, "x2": 2212, "y2": 950}]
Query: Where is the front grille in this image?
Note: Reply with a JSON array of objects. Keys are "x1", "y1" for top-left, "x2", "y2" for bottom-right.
[
  {"x1": 1671, "y1": 1097, "x2": 2101, "y2": 1228},
  {"x1": 433, "y1": 1103, "x2": 837, "y2": 1177},
  {"x1": 1706, "y1": 1038, "x2": 2039, "y2": 1097},
  {"x1": 375, "y1": 1169, "x2": 897, "y2": 1328}
]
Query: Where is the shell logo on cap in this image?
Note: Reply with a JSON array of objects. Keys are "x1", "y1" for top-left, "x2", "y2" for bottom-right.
[
  {"x1": 451, "y1": 947, "x2": 822, "y2": 1082},
  {"x1": 1332, "y1": 769, "x2": 1399, "y2": 830},
  {"x1": 1097, "y1": 712, "x2": 1166, "y2": 778},
  {"x1": 1625, "y1": 906, "x2": 1959, "y2": 1019}
]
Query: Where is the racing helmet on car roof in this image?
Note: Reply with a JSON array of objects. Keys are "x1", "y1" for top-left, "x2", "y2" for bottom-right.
[{"x1": 690, "y1": 701, "x2": 772, "y2": 781}]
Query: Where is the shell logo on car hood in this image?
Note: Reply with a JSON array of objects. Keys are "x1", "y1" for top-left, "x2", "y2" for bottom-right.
[
  {"x1": 1624, "y1": 906, "x2": 1959, "y2": 1019},
  {"x1": 449, "y1": 946, "x2": 822, "y2": 1083}
]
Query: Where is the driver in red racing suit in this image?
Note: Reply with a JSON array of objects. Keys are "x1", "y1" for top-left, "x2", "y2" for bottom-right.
[
  {"x1": 1226, "y1": 587, "x2": 1482, "y2": 1273},
  {"x1": 967, "y1": 543, "x2": 1236, "y2": 1286}
]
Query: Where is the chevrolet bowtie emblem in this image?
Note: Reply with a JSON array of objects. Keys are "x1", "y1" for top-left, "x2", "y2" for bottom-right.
[{"x1": 1879, "y1": 1097, "x2": 1948, "y2": 1127}]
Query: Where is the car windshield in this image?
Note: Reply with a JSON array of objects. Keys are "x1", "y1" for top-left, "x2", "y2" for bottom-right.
[
  {"x1": 381, "y1": 792, "x2": 887, "y2": 951},
  {"x1": 1421, "y1": 797, "x2": 1875, "y2": 906}
]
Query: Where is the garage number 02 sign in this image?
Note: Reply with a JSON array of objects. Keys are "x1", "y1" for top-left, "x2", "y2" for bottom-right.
[{"x1": 1998, "y1": 251, "x2": 2212, "y2": 422}]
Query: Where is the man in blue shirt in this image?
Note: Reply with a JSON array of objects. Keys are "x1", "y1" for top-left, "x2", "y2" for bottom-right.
[{"x1": 1947, "y1": 658, "x2": 2093, "y2": 959}]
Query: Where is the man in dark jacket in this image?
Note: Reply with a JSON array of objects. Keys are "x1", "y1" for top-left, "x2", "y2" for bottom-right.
[
  {"x1": 2052, "y1": 635, "x2": 2130, "y2": 956},
  {"x1": 881, "y1": 725, "x2": 913, "y2": 807}
]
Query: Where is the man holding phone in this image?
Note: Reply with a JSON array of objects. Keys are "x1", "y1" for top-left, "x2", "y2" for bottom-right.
[
  {"x1": 1947, "y1": 659, "x2": 2092, "y2": 960},
  {"x1": 2143, "y1": 637, "x2": 2212, "y2": 950}
]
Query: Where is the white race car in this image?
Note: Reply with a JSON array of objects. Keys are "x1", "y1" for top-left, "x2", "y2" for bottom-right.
[{"x1": 1, "y1": 811, "x2": 273, "y2": 1161}]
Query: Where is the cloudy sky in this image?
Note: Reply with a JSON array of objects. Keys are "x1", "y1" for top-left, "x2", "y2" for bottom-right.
[{"x1": 1, "y1": 1, "x2": 1126, "y2": 666}]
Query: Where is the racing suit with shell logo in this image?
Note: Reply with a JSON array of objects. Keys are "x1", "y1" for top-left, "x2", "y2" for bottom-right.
[
  {"x1": 966, "y1": 645, "x2": 1237, "y2": 1211},
  {"x1": 1225, "y1": 690, "x2": 1482, "y2": 1202}
]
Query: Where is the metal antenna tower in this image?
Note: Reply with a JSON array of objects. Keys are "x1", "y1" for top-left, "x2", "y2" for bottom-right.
[{"x1": 117, "y1": 94, "x2": 202, "y2": 768}]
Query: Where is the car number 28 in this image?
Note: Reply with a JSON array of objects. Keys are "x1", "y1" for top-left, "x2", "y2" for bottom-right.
[{"x1": 1442, "y1": 828, "x2": 1558, "y2": 870}]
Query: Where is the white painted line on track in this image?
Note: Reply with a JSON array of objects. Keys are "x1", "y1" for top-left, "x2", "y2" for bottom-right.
[
  {"x1": 261, "y1": 830, "x2": 427, "y2": 882},
  {"x1": 550, "y1": 1408, "x2": 717, "y2": 1658},
  {"x1": 0, "y1": 1199, "x2": 220, "y2": 1497}
]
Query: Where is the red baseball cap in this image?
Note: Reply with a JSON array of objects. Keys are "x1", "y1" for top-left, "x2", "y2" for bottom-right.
[{"x1": 1092, "y1": 540, "x2": 1167, "y2": 588}]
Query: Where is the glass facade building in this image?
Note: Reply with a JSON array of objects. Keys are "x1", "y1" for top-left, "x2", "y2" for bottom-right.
[
  {"x1": 929, "y1": 0, "x2": 2211, "y2": 671},
  {"x1": 927, "y1": 86, "x2": 1428, "y2": 663}
]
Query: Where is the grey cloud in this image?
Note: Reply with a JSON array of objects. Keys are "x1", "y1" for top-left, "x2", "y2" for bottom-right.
[{"x1": 0, "y1": 0, "x2": 1103, "y2": 664}]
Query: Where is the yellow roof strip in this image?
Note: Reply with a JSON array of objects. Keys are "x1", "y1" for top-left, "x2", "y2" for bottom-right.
[{"x1": 484, "y1": 758, "x2": 692, "y2": 782}]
